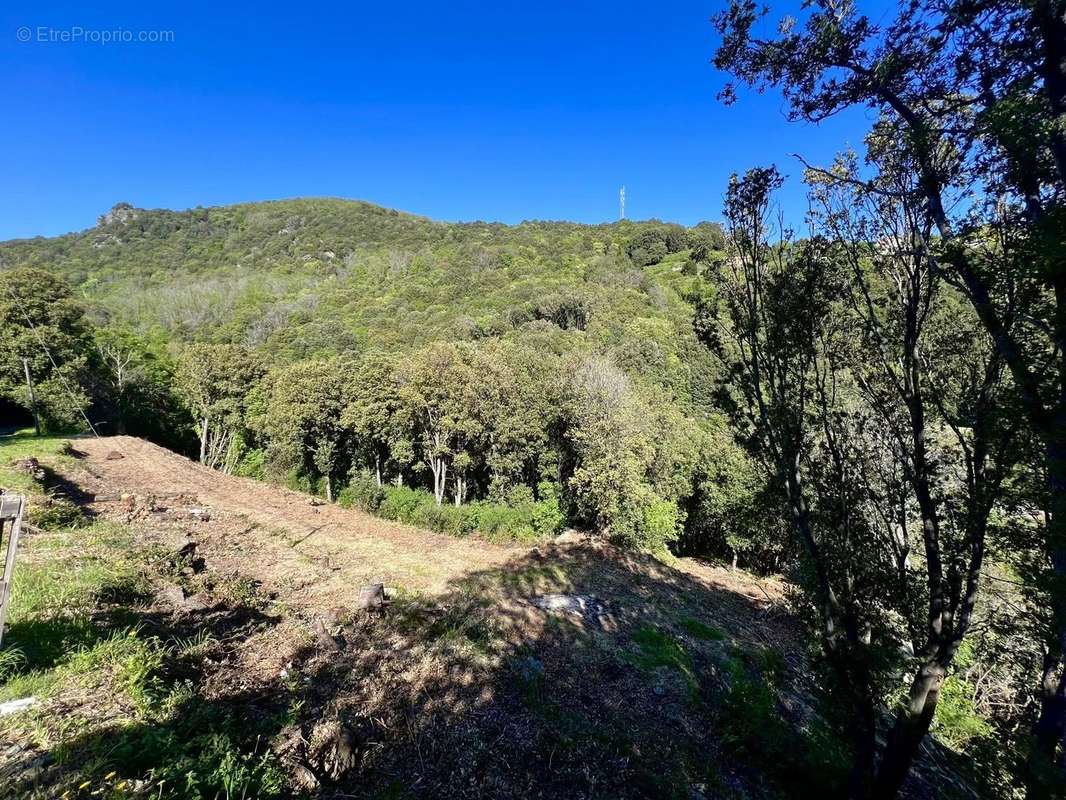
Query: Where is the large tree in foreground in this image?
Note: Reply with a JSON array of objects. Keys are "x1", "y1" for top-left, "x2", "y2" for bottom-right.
[
  {"x1": 810, "y1": 152, "x2": 1021, "y2": 798},
  {"x1": 714, "y1": 1, "x2": 1066, "y2": 793},
  {"x1": 706, "y1": 163, "x2": 1019, "y2": 798},
  {"x1": 707, "y1": 167, "x2": 890, "y2": 796}
]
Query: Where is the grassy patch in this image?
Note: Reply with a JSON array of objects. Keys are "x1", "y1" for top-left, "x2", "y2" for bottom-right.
[
  {"x1": 0, "y1": 433, "x2": 76, "y2": 492},
  {"x1": 678, "y1": 615, "x2": 725, "y2": 642},
  {"x1": 0, "y1": 433, "x2": 297, "y2": 799},
  {"x1": 629, "y1": 625, "x2": 697, "y2": 692},
  {"x1": 717, "y1": 647, "x2": 849, "y2": 796}
]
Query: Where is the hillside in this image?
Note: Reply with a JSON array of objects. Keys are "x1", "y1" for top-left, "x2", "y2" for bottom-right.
[{"x1": 0, "y1": 199, "x2": 720, "y2": 375}]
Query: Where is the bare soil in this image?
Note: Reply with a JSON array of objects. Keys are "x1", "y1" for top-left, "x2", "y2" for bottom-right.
[{"x1": 70, "y1": 436, "x2": 796, "y2": 636}]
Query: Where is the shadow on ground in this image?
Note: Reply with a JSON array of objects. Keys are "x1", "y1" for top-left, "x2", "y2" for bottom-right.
[{"x1": 2, "y1": 530, "x2": 973, "y2": 799}]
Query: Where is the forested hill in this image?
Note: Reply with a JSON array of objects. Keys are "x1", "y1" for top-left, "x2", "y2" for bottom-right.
[
  {"x1": 0, "y1": 196, "x2": 749, "y2": 561},
  {"x1": 0, "y1": 199, "x2": 724, "y2": 376}
]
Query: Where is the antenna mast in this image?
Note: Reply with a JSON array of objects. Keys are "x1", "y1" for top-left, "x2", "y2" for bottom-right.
[{"x1": 619, "y1": 186, "x2": 625, "y2": 221}]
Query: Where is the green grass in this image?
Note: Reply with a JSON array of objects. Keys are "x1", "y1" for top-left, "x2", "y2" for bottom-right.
[
  {"x1": 0, "y1": 433, "x2": 297, "y2": 800},
  {"x1": 0, "y1": 431, "x2": 77, "y2": 489},
  {"x1": 629, "y1": 625, "x2": 697, "y2": 692},
  {"x1": 678, "y1": 615, "x2": 726, "y2": 642}
]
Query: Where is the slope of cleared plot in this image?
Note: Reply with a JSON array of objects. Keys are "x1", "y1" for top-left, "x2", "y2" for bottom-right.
[{"x1": 69, "y1": 435, "x2": 525, "y2": 604}]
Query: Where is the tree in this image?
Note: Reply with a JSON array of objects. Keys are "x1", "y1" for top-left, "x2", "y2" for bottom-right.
[
  {"x1": 713, "y1": 2, "x2": 1066, "y2": 792},
  {"x1": 564, "y1": 354, "x2": 685, "y2": 550},
  {"x1": 91, "y1": 324, "x2": 193, "y2": 449},
  {"x1": 625, "y1": 229, "x2": 671, "y2": 267},
  {"x1": 403, "y1": 343, "x2": 483, "y2": 506},
  {"x1": 175, "y1": 343, "x2": 263, "y2": 472},
  {"x1": 810, "y1": 154, "x2": 1022, "y2": 798},
  {"x1": 0, "y1": 268, "x2": 94, "y2": 432},
  {"x1": 255, "y1": 359, "x2": 350, "y2": 502},
  {"x1": 679, "y1": 415, "x2": 779, "y2": 570},
  {"x1": 467, "y1": 340, "x2": 562, "y2": 501},
  {"x1": 342, "y1": 352, "x2": 413, "y2": 487},
  {"x1": 705, "y1": 167, "x2": 898, "y2": 796}
]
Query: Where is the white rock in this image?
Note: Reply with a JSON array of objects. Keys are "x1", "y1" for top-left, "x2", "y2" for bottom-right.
[{"x1": 0, "y1": 697, "x2": 38, "y2": 717}]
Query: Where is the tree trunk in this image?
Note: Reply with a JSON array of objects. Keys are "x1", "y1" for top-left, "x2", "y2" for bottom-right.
[
  {"x1": 1030, "y1": 650, "x2": 1066, "y2": 800},
  {"x1": 375, "y1": 453, "x2": 382, "y2": 488},
  {"x1": 847, "y1": 696, "x2": 877, "y2": 800},
  {"x1": 431, "y1": 458, "x2": 447, "y2": 505},
  {"x1": 1029, "y1": 431, "x2": 1066, "y2": 798},
  {"x1": 199, "y1": 417, "x2": 209, "y2": 464},
  {"x1": 872, "y1": 661, "x2": 946, "y2": 800},
  {"x1": 325, "y1": 475, "x2": 333, "y2": 503}
]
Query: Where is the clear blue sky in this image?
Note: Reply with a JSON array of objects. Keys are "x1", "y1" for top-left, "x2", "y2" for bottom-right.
[{"x1": 0, "y1": 0, "x2": 878, "y2": 240}]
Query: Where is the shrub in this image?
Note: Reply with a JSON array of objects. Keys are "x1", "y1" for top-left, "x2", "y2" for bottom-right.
[
  {"x1": 337, "y1": 480, "x2": 559, "y2": 543},
  {"x1": 641, "y1": 497, "x2": 681, "y2": 552},
  {"x1": 233, "y1": 448, "x2": 266, "y2": 479},
  {"x1": 530, "y1": 482, "x2": 565, "y2": 537},
  {"x1": 378, "y1": 485, "x2": 429, "y2": 522},
  {"x1": 931, "y1": 675, "x2": 992, "y2": 749},
  {"x1": 338, "y1": 471, "x2": 386, "y2": 512}
]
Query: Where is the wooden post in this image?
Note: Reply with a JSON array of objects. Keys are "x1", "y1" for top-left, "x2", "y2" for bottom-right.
[
  {"x1": 22, "y1": 359, "x2": 40, "y2": 436},
  {"x1": 0, "y1": 495, "x2": 26, "y2": 650}
]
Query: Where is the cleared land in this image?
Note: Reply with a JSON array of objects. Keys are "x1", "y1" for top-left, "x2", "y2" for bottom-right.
[{"x1": 0, "y1": 434, "x2": 880, "y2": 800}]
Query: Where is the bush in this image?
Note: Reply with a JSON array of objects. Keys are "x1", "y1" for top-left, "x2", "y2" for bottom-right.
[
  {"x1": 641, "y1": 497, "x2": 681, "y2": 552},
  {"x1": 337, "y1": 472, "x2": 386, "y2": 512},
  {"x1": 931, "y1": 674, "x2": 992, "y2": 749},
  {"x1": 336, "y1": 480, "x2": 562, "y2": 543},
  {"x1": 377, "y1": 485, "x2": 429, "y2": 521},
  {"x1": 233, "y1": 448, "x2": 266, "y2": 479}
]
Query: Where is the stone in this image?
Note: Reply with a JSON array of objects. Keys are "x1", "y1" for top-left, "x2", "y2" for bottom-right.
[
  {"x1": 530, "y1": 593, "x2": 613, "y2": 630},
  {"x1": 554, "y1": 528, "x2": 589, "y2": 545},
  {"x1": 0, "y1": 697, "x2": 38, "y2": 717},
  {"x1": 355, "y1": 583, "x2": 387, "y2": 612}
]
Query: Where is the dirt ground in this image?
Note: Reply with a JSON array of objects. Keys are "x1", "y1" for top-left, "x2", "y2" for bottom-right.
[{"x1": 69, "y1": 435, "x2": 792, "y2": 625}]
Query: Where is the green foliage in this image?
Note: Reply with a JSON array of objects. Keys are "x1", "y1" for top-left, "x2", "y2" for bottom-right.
[
  {"x1": 252, "y1": 358, "x2": 351, "y2": 500},
  {"x1": 719, "y1": 650, "x2": 850, "y2": 795},
  {"x1": 339, "y1": 478, "x2": 562, "y2": 542},
  {"x1": 115, "y1": 724, "x2": 289, "y2": 800},
  {"x1": 0, "y1": 647, "x2": 26, "y2": 681},
  {"x1": 233, "y1": 446, "x2": 267, "y2": 479},
  {"x1": 0, "y1": 200, "x2": 743, "y2": 560},
  {"x1": 930, "y1": 675, "x2": 993, "y2": 751},
  {"x1": 679, "y1": 416, "x2": 784, "y2": 569},
  {"x1": 625, "y1": 225, "x2": 690, "y2": 267},
  {"x1": 678, "y1": 616, "x2": 725, "y2": 641},
  {"x1": 93, "y1": 324, "x2": 193, "y2": 448},
  {"x1": 175, "y1": 343, "x2": 263, "y2": 470},
  {"x1": 0, "y1": 268, "x2": 94, "y2": 431}
]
